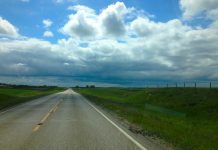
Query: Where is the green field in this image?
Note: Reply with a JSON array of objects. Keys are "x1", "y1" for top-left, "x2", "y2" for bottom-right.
[
  {"x1": 75, "y1": 88, "x2": 218, "y2": 150},
  {"x1": 0, "y1": 86, "x2": 64, "y2": 110}
]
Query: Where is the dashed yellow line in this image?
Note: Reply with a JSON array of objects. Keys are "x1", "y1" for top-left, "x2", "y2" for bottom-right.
[
  {"x1": 33, "y1": 100, "x2": 62, "y2": 132},
  {"x1": 53, "y1": 106, "x2": 58, "y2": 112}
]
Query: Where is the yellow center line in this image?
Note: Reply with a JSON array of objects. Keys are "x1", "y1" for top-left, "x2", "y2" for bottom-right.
[
  {"x1": 32, "y1": 99, "x2": 62, "y2": 132},
  {"x1": 33, "y1": 124, "x2": 41, "y2": 132},
  {"x1": 53, "y1": 106, "x2": 58, "y2": 112}
]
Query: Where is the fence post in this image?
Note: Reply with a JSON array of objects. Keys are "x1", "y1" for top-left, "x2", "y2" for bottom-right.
[
  {"x1": 176, "y1": 83, "x2": 178, "y2": 88},
  {"x1": 210, "y1": 82, "x2": 212, "y2": 89},
  {"x1": 194, "y1": 82, "x2": 197, "y2": 88},
  {"x1": 167, "y1": 83, "x2": 168, "y2": 88},
  {"x1": 184, "y1": 82, "x2": 186, "y2": 88}
]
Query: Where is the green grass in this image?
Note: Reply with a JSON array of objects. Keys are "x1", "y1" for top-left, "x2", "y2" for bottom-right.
[
  {"x1": 75, "y1": 88, "x2": 218, "y2": 150},
  {"x1": 0, "y1": 86, "x2": 64, "y2": 110}
]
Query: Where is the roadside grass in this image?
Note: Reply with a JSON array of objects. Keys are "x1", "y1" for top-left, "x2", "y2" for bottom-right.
[
  {"x1": 75, "y1": 88, "x2": 218, "y2": 150},
  {"x1": 0, "y1": 86, "x2": 64, "y2": 110}
]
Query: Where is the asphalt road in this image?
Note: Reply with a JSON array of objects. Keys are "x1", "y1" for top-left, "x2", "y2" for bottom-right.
[{"x1": 0, "y1": 89, "x2": 149, "y2": 150}]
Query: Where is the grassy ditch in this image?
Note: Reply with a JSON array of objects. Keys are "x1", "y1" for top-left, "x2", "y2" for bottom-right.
[
  {"x1": 0, "y1": 86, "x2": 64, "y2": 110},
  {"x1": 75, "y1": 88, "x2": 218, "y2": 150}
]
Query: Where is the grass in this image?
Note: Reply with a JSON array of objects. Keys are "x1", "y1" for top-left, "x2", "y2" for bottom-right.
[
  {"x1": 0, "y1": 86, "x2": 64, "y2": 110},
  {"x1": 75, "y1": 87, "x2": 218, "y2": 150}
]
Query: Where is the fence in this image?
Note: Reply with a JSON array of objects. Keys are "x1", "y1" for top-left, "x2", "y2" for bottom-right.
[{"x1": 145, "y1": 81, "x2": 218, "y2": 88}]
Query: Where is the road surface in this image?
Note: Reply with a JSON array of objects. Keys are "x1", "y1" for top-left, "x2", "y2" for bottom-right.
[{"x1": 0, "y1": 89, "x2": 150, "y2": 150}]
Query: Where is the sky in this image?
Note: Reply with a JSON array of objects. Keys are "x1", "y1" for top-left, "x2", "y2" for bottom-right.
[{"x1": 0, "y1": 0, "x2": 218, "y2": 86}]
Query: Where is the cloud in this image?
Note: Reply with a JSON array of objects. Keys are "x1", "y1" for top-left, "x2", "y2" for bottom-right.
[
  {"x1": 180, "y1": 0, "x2": 218, "y2": 20},
  {"x1": 43, "y1": 31, "x2": 54, "y2": 37},
  {"x1": 61, "y1": 2, "x2": 133, "y2": 39},
  {"x1": 0, "y1": 38, "x2": 75, "y2": 76},
  {"x1": 68, "y1": 5, "x2": 95, "y2": 13},
  {"x1": 1, "y1": 1, "x2": 218, "y2": 85},
  {"x1": 8, "y1": 63, "x2": 30, "y2": 73},
  {"x1": 60, "y1": 5, "x2": 97, "y2": 39},
  {"x1": 130, "y1": 17, "x2": 191, "y2": 38},
  {"x1": 99, "y1": 1, "x2": 128, "y2": 36},
  {"x1": 0, "y1": 17, "x2": 18, "y2": 36},
  {"x1": 130, "y1": 17, "x2": 154, "y2": 37},
  {"x1": 42, "y1": 19, "x2": 53, "y2": 28}
]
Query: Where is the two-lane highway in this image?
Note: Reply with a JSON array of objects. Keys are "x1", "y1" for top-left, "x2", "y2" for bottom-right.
[{"x1": 0, "y1": 89, "x2": 147, "y2": 150}]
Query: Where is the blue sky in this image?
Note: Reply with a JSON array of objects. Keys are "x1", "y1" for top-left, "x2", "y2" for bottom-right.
[
  {"x1": 0, "y1": 0, "x2": 218, "y2": 86},
  {"x1": 0, "y1": 0, "x2": 182, "y2": 42}
]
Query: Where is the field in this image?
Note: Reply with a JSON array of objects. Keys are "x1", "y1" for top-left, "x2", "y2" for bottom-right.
[
  {"x1": 0, "y1": 85, "x2": 64, "y2": 110},
  {"x1": 75, "y1": 88, "x2": 218, "y2": 150}
]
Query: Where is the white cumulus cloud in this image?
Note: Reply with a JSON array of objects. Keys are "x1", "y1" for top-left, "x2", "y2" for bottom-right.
[
  {"x1": 99, "y1": 1, "x2": 128, "y2": 36},
  {"x1": 61, "y1": 2, "x2": 133, "y2": 39},
  {"x1": 0, "y1": 17, "x2": 18, "y2": 36},
  {"x1": 60, "y1": 5, "x2": 97, "y2": 39},
  {"x1": 43, "y1": 31, "x2": 54, "y2": 37},
  {"x1": 43, "y1": 19, "x2": 53, "y2": 28},
  {"x1": 180, "y1": 0, "x2": 218, "y2": 20}
]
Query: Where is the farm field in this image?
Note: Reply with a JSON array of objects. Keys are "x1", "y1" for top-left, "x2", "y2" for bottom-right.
[
  {"x1": 75, "y1": 88, "x2": 218, "y2": 150},
  {"x1": 0, "y1": 85, "x2": 64, "y2": 110}
]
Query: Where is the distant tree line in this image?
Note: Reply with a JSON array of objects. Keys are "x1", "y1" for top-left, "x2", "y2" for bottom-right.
[
  {"x1": 0, "y1": 82, "x2": 58, "y2": 89},
  {"x1": 74, "y1": 85, "x2": 95, "y2": 88}
]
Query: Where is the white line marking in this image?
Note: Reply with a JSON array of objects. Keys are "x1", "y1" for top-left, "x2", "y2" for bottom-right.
[
  {"x1": 84, "y1": 98, "x2": 147, "y2": 150},
  {"x1": 0, "y1": 104, "x2": 23, "y2": 116}
]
